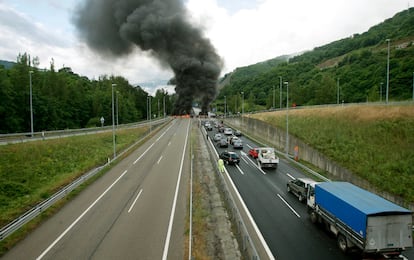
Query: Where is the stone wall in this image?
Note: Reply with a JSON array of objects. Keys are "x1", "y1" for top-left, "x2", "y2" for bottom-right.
[{"x1": 225, "y1": 117, "x2": 413, "y2": 210}]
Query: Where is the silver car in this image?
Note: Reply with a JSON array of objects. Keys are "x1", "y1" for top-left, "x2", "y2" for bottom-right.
[{"x1": 232, "y1": 139, "x2": 243, "y2": 149}]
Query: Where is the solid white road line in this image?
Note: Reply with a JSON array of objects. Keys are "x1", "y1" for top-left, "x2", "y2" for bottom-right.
[
  {"x1": 128, "y1": 189, "x2": 143, "y2": 213},
  {"x1": 241, "y1": 151, "x2": 266, "y2": 175},
  {"x1": 277, "y1": 194, "x2": 301, "y2": 218},
  {"x1": 134, "y1": 143, "x2": 155, "y2": 164},
  {"x1": 286, "y1": 173, "x2": 295, "y2": 180},
  {"x1": 223, "y1": 166, "x2": 275, "y2": 260},
  {"x1": 235, "y1": 164, "x2": 244, "y2": 175},
  {"x1": 161, "y1": 120, "x2": 190, "y2": 260},
  {"x1": 134, "y1": 123, "x2": 174, "y2": 165},
  {"x1": 241, "y1": 155, "x2": 249, "y2": 164},
  {"x1": 36, "y1": 170, "x2": 129, "y2": 260}
]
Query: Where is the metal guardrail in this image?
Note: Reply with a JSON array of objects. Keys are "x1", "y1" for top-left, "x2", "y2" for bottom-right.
[
  {"x1": 0, "y1": 118, "x2": 170, "y2": 241},
  {"x1": 0, "y1": 165, "x2": 105, "y2": 241},
  {"x1": 0, "y1": 118, "x2": 168, "y2": 145}
]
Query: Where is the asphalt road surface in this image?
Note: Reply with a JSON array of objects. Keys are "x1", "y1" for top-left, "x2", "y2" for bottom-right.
[
  {"x1": 205, "y1": 120, "x2": 413, "y2": 260},
  {"x1": 3, "y1": 119, "x2": 191, "y2": 260}
]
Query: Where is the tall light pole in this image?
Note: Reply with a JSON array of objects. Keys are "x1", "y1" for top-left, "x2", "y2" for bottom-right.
[
  {"x1": 284, "y1": 81, "x2": 289, "y2": 155},
  {"x1": 386, "y1": 39, "x2": 390, "y2": 104},
  {"x1": 116, "y1": 91, "x2": 119, "y2": 127},
  {"x1": 157, "y1": 98, "x2": 160, "y2": 118},
  {"x1": 147, "y1": 96, "x2": 149, "y2": 121},
  {"x1": 279, "y1": 76, "x2": 282, "y2": 109},
  {"x1": 29, "y1": 71, "x2": 34, "y2": 137},
  {"x1": 163, "y1": 94, "x2": 166, "y2": 118},
  {"x1": 272, "y1": 85, "x2": 275, "y2": 109},
  {"x1": 412, "y1": 72, "x2": 414, "y2": 101},
  {"x1": 241, "y1": 92, "x2": 244, "y2": 128},
  {"x1": 148, "y1": 96, "x2": 152, "y2": 132},
  {"x1": 111, "y1": 83, "x2": 117, "y2": 159}
]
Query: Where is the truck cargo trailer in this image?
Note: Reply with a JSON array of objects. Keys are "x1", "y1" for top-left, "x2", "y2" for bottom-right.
[{"x1": 307, "y1": 182, "x2": 412, "y2": 258}]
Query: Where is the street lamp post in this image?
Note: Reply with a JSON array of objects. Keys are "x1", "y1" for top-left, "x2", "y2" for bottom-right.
[
  {"x1": 148, "y1": 96, "x2": 152, "y2": 132},
  {"x1": 386, "y1": 39, "x2": 390, "y2": 104},
  {"x1": 241, "y1": 92, "x2": 244, "y2": 128},
  {"x1": 284, "y1": 81, "x2": 289, "y2": 156},
  {"x1": 163, "y1": 94, "x2": 166, "y2": 118},
  {"x1": 157, "y1": 98, "x2": 160, "y2": 118},
  {"x1": 279, "y1": 76, "x2": 282, "y2": 109},
  {"x1": 272, "y1": 85, "x2": 275, "y2": 109},
  {"x1": 111, "y1": 83, "x2": 117, "y2": 159},
  {"x1": 412, "y1": 72, "x2": 414, "y2": 101},
  {"x1": 29, "y1": 71, "x2": 34, "y2": 137},
  {"x1": 116, "y1": 91, "x2": 119, "y2": 127}
]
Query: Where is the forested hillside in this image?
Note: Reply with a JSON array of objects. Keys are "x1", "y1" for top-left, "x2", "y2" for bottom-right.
[
  {"x1": 0, "y1": 54, "x2": 174, "y2": 134},
  {"x1": 216, "y1": 8, "x2": 414, "y2": 114}
]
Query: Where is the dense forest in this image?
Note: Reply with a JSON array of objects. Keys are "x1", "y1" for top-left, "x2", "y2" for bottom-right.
[
  {"x1": 0, "y1": 54, "x2": 175, "y2": 134},
  {"x1": 215, "y1": 8, "x2": 414, "y2": 114}
]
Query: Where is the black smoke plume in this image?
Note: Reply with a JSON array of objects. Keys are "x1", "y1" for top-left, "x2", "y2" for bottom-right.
[{"x1": 74, "y1": 0, "x2": 223, "y2": 115}]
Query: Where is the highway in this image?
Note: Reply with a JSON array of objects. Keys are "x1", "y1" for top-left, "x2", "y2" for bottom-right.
[
  {"x1": 2, "y1": 119, "x2": 191, "y2": 260},
  {"x1": 205, "y1": 120, "x2": 413, "y2": 260}
]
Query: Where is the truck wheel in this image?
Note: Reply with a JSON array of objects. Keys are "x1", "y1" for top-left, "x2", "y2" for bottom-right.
[
  {"x1": 337, "y1": 234, "x2": 348, "y2": 253},
  {"x1": 287, "y1": 185, "x2": 291, "y2": 193},
  {"x1": 298, "y1": 193, "x2": 304, "y2": 202},
  {"x1": 310, "y1": 211, "x2": 318, "y2": 223}
]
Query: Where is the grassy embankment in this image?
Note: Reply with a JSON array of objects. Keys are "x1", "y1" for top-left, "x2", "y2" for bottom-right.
[
  {"x1": 184, "y1": 125, "x2": 210, "y2": 260},
  {"x1": 0, "y1": 127, "x2": 149, "y2": 229},
  {"x1": 250, "y1": 104, "x2": 414, "y2": 203}
]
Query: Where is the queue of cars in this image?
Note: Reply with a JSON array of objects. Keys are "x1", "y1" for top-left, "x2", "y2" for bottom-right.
[
  {"x1": 204, "y1": 120, "x2": 243, "y2": 165},
  {"x1": 206, "y1": 120, "x2": 279, "y2": 167}
]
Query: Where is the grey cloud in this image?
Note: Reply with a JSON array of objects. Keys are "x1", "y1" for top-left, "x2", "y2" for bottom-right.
[{"x1": 73, "y1": 0, "x2": 223, "y2": 114}]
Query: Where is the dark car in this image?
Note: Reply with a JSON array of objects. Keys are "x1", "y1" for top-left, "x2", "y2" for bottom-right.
[
  {"x1": 219, "y1": 151, "x2": 240, "y2": 165},
  {"x1": 234, "y1": 130, "x2": 242, "y2": 136},
  {"x1": 287, "y1": 178, "x2": 316, "y2": 202}
]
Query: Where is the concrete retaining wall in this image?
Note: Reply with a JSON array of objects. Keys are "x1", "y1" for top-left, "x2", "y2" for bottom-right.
[{"x1": 226, "y1": 117, "x2": 413, "y2": 210}]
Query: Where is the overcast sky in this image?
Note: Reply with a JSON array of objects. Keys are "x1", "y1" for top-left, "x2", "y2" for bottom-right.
[{"x1": 0, "y1": 0, "x2": 413, "y2": 94}]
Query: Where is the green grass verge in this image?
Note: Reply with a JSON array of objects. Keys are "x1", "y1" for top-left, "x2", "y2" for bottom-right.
[
  {"x1": 251, "y1": 104, "x2": 414, "y2": 203},
  {"x1": 0, "y1": 127, "x2": 149, "y2": 227}
]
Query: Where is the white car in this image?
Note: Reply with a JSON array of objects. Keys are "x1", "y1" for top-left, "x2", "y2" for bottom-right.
[
  {"x1": 224, "y1": 128, "x2": 233, "y2": 135},
  {"x1": 213, "y1": 133, "x2": 222, "y2": 141}
]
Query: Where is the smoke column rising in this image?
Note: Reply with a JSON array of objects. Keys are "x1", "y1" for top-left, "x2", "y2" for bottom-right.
[{"x1": 74, "y1": 0, "x2": 223, "y2": 115}]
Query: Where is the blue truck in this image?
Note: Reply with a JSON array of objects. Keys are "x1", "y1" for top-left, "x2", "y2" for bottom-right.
[{"x1": 307, "y1": 182, "x2": 412, "y2": 258}]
